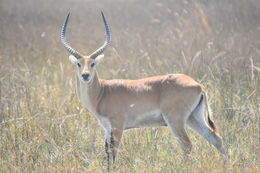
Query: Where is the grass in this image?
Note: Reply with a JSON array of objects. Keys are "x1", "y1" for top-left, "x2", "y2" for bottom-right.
[{"x1": 0, "y1": 0, "x2": 259, "y2": 172}]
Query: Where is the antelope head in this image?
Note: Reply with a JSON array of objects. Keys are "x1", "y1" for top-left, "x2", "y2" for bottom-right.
[{"x1": 61, "y1": 12, "x2": 111, "y2": 83}]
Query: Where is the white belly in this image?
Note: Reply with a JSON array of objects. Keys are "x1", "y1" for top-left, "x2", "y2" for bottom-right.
[{"x1": 124, "y1": 109, "x2": 166, "y2": 130}]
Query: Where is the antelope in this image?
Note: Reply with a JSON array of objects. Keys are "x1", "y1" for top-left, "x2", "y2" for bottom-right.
[{"x1": 61, "y1": 12, "x2": 227, "y2": 169}]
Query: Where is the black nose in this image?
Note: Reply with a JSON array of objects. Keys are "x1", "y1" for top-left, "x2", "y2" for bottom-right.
[{"x1": 82, "y1": 73, "x2": 90, "y2": 80}]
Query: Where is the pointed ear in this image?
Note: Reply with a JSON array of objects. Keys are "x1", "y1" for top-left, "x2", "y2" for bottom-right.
[
  {"x1": 69, "y1": 55, "x2": 78, "y2": 65},
  {"x1": 95, "y1": 54, "x2": 104, "y2": 64}
]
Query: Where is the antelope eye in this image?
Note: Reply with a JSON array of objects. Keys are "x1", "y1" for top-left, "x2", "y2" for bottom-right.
[
  {"x1": 77, "y1": 63, "x2": 81, "y2": 68},
  {"x1": 90, "y1": 63, "x2": 95, "y2": 68}
]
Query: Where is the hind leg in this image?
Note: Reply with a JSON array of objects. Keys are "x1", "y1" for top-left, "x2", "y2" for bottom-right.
[
  {"x1": 162, "y1": 112, "x2": 192, "y2": 159},
  {"x1": 187, "y1": 103, "x2": 227, "y2": 158}
]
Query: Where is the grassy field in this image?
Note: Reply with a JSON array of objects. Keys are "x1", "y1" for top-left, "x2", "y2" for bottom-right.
[{"x1": 0, "y1": 0, "x2": 259, "y2": 172}]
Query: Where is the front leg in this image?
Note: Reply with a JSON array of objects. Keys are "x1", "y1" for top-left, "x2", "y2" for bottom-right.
[
  {"x1": 110, "y1": 128, "x2": 123, "y2": 162},
  {"x1": 105, "y1": 138, "x2": 111, "y2": 172},
  {"x1": 104, "y1": 127, "x2": 123, "y2": 171}
]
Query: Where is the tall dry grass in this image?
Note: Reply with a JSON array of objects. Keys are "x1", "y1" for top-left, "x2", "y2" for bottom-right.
[{"x1": 0, "y1": 0, "x2": 259, "y2": 172}]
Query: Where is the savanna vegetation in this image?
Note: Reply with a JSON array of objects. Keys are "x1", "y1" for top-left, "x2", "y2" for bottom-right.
[{"x1": 0, "y1": 0, "x2": 259, "y2": 172}]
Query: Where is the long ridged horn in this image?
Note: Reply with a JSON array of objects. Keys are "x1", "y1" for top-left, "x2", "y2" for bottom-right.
[
  {"x1": 61, "y1": 13, "x2": 82, "y2": 59},
  {"x1": 90, "y1": 11, "x2": 111, "y2": 59}
]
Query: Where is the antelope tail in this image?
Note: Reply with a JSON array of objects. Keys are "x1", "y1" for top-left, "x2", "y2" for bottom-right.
[{"x1": 203, "y1": 92, "x2": 218, "y2": 133}]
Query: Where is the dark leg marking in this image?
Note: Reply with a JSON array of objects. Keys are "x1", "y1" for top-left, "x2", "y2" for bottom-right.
[
  {"x1": 110, "y1": 131, "x2": 116, "y2": 163},
  {"x1": 105, "y1": 140, "x2": 110, "y2": 172}
]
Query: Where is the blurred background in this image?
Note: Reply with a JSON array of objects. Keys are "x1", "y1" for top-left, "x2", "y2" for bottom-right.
[{"x1": 0, "y1": 0, "x2": 259, "y2": 172}]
